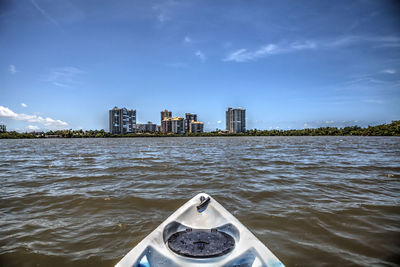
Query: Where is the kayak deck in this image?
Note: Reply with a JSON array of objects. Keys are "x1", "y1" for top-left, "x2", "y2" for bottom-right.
[{"x1": 115, "y1": 193, "x2": 284, "y2": 267}]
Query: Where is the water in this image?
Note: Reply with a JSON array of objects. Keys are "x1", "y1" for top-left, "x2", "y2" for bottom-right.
[{"x1": 0, "y1": 137, "x2": 399, "y2": 266}]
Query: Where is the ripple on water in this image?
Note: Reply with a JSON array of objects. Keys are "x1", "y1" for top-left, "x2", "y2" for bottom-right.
[{"x1": 0, "y1": 136, "x2": 399, "y2": 266}]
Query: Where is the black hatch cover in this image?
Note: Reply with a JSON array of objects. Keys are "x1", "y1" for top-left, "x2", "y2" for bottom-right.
[{"x1": 167, "y1": 228, "x2": 235, "y2": 258}]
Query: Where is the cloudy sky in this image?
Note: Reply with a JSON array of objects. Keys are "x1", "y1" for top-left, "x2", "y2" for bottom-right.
[{"x1": 1, "y1": 0, "x2": 399, "y2": 131}]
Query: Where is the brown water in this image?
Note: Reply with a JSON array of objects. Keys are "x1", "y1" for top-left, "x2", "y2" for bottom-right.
[{"x1": 0, "y1": 137, "x2": 399, "y2": 266}]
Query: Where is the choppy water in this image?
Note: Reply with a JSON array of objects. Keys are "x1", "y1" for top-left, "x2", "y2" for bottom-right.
[{"x1": 0, "y1": 137, "x2": 399, "y2": 266}]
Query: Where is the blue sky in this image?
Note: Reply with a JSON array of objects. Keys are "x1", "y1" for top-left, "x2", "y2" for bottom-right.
[{"x1": 1, "y1": 0, "x2": 399, "y2": 131}]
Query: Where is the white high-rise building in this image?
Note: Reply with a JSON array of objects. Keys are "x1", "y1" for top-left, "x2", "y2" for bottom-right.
[
  {"x1": 109, "y1": 107, "x2": 136, "y2": 134},
  {"x1": 226, "y1": 107, "x2": 246, "y2": 133}
]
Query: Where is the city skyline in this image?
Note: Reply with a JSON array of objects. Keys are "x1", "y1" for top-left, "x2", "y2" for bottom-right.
[
  {"x1": 108, "y1": 107, "x2": 204, "y2": 134},
  {"x1": 1, "y1": 0, "x2": 399, "y2": 132}
]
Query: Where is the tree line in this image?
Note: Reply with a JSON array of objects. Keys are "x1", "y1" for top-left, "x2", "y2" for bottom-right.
[{"x1": 1, "y1": 120, "x2": 399, "y2": 139}]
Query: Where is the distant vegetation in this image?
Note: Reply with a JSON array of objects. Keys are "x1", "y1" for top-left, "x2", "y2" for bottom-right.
[
  {"x1": 242, "y1": 120, "x2": 400, "y2": 137},
  {"x1": 1, "y1": 121, "x2": 399, "y2": 139}
]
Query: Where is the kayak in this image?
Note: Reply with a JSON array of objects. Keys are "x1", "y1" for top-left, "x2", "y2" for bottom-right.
[{"x1": 115, "y1": 193, "x2": 285, "y2": 267}]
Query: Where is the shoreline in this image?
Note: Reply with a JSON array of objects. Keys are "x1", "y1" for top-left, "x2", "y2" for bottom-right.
[{"x1": 1, "y1": 121, "x2": 399, "y2": 139}]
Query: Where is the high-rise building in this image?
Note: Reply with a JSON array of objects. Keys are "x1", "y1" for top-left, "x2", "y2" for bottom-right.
[
  {"x1": 109, "y1": 106, "x2": 136, "y2": 134},
  {"x1": 226, "y1": 107, "x2": 246, "y2": 133},
  {"x1": 162, "y1": 117, "x2": 184, "y2": 134},
  {"x1": 189, "y1": 121, "x2": 203, "y2": 133},
  {"x1": 161, "y1": 110, "x2": 172, "y2": 124},
  {"x1": 171, "y1": 117, "x2": 185, "y2": 134},
  {"x1": 160, "y1": 110, "x2": 200, "y2": 134},
  {"x1": 161, "y1": 117, "x2": 172, "y2": 134},
  {"x1": 0, "y1": 124, "x2": 6, "y2": 133},
  {"x1": 185, "y1": 113, "x2": 197, "y2": 132}
]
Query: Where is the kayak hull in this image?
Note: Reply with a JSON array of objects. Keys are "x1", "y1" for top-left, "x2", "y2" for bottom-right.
[{"x1": 115, "y1": 193, "x2": 284, "y2": 267}]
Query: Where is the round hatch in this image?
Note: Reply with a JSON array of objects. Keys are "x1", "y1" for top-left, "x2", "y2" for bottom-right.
[{"x1": 167, "y1": 228, "x2": 235, "y2": 258}]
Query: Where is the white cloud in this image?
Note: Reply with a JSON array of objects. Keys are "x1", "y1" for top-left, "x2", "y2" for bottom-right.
[
  {"x1": 31, "y1": 0, "x2": 59, "y2": 26},
  {"x1": 158, "y1": 14, "x2": 167, "y2": 23},
  {"x1": 223, "y1": 45, "x2": 278, "y2": 62},
  {"x1": 184, "y1": 36, "x2": 191, "y2": 43},
  {"x1": 53, "y1": 82, "x2": 70, "y2": 88},
  {"x1": 44, "y1": 66, "x2": 84, "y2": 88},
  {"x1": 9, "y1": 65, "x2": 17, "y2": 74},
  {"x1": 223, "y1": 42, "x2": 315, "y2": 62},
  {"x1": 152, "y1": 0, "x2": 178, "y2": 24},
  {"x1": 217, "y1": 120, "x2": 222, "y2": 124},
  {"x1": 345, "y1": 77, "x2": 385, "y2": 86},
  {"x1": 223, "y1": 35, "x2": 400, "y2": 63},
  {"x1": 327, "y1": 36, "x2": 359, "y2": 47},
  {"x1": 195, "y1": 50, "x2": 206, "y2": 62},
  {"x1": 324, "y1": 35, "x2": 400, "y2": 48},
  {"x1": 27, "y1": 125, "x2": 40, "y2": 131},
  {"x1": 291, "y1": 41, "x2": 317, "y2": 50},
  {"x1": 21, "y1": 103, "x2": 27, "y2": 108},
  {"x1": 381, "y1": 69, "x2": 396, "y2": 74},
  {"x1": 0, "y1": 106, "x2": 68, "y2": 129}
]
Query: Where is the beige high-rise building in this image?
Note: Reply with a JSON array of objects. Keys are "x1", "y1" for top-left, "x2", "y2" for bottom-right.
[
  {"x1": 161, "y1": 110, "x2": 172, "y2": 123},
  {"x1": 161, "y1": 117, "x2": 184, "y2": 134},
  {"x1": 161, "y1": 117, "x2": 172, "y2": 133},
  {"x1": 171, "y1": 117, "x2": 185, "y2": 134},
  {"x1": 185, "y1": 113, "x2": 197, "y2": 132},
  {"x1": 189, "y1": 121, "x2": 203, "y2": 133}
]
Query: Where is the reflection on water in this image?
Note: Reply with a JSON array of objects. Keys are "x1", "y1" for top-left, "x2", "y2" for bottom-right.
[{"x1": 0, "y1": 137, "x2": 399, "y2": 266}]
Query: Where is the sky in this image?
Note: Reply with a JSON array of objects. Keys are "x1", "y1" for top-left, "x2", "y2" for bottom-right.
[{"x1": 0, "y1": 0, "x2": 400, "y2": 132}]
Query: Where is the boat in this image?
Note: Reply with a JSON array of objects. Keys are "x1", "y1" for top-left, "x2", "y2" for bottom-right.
[{"x1": 115, "y1": 193, "x2": 285, "y2": 267}]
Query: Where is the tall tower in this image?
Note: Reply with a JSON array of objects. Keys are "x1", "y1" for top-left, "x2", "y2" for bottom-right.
[
  {"x1": 161, "y1": 110, "x2": 172, "y2": 134},
  {"x1": 226, "y1": 107, "x2": 246, "y2": 133},
  {"x1": 185, "y1": 113, "x2": 197, "y2": 132},
  {"x1": 171, "y1": 117, "x2": 185, "y2": 134},
  {"x1": 109, "y1": 107, "x2": 136, "y2": 134},
  {"x1": 161, "y1": 110, "x2": 172, "y2": 124}
]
